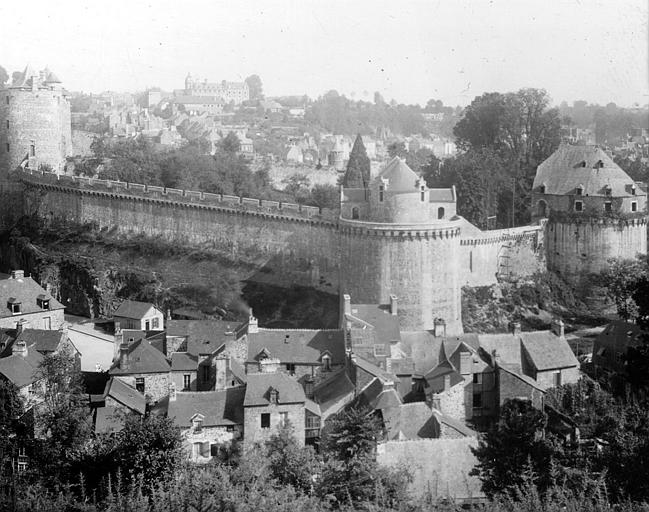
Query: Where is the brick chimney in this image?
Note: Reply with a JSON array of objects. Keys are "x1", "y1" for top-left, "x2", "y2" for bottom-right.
[
  {"x1": 168, "y1": 382, "x2": 176, "y2": 402},
  {"x1": 343, "y1": 294, "x2": 351, "y2": 316},
  {"x1": 16, "y1": 318, "x2": 29, "y2": 336},
  {"x1": 433, "y1": 318, "x2": 446, "y2": 338},
  {"x1": 551, "y1": 318, "x2": 565, "y2": 338},
  {"x1": 119, "y1": 343, "x2": 130, "y2": 370},
  {"x1": 431, "y1": 393, "x2": 442, "y2": 411},
  {"x1": 248, "y1": 308, "x2": 259, "y2": 334},
  {"x1": 12, "y1": 340, "x2": 28, "y2": 357},
  {"x1": 509, "y1": 321, "x2": 521, "y2": 336},
  {"x1": 389, "y1": 295, "x2": 398, "y2": 316},
  {"x1": 10, "y1": 270, "x2": 24, "y2": 280}
]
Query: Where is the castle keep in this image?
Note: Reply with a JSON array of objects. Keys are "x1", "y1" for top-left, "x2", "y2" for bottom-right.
[{"x1": 0, "y1": 66, "x2": 72, "y2": 179}]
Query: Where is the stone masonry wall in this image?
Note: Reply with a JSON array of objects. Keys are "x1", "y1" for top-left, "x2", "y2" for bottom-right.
[
  {"x1": 0, "y1": 308, "x2": 65, "y2": 331},
  {"x1": 243, "y1": 402, "x2": 305, "y2": 450},
  {"x1": 115, "y1": 372, "x2": 170, "y2": 403}
]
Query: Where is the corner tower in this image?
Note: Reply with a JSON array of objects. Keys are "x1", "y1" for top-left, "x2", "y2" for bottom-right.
[
  {"x1": 532, "y1": 145, "x2": 647, "y2": 279},
  {"x1": 0, "y1": 66, "x2": 72, "y2": 178},
  {"x1": 339, "y1": 157, "x2": 462, "y2": 334}
]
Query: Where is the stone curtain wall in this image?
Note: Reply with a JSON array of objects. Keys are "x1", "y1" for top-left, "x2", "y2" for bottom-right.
[{"x1": 20, "y1": 171, "x2": 341, "y2": 289}]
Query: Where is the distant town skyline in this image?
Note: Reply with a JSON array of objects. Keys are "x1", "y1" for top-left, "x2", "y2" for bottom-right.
[{"x1": 1, "y1": 0, "x2": 647, "y2": 107}]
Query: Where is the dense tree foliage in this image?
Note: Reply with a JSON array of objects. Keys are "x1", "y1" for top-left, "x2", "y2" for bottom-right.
[
  {"x1": 245, "y1": 74, "x2": 263, "y2": 100},
  {"x1": 0, "y1": 65, "x2": 8, "y2": 86}
]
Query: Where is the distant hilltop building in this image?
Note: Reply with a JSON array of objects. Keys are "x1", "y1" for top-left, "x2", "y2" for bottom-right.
[
  {"x1": 0, "y1": 65, "x2": 72, "y2": 178},
  {"x1": 532, "y1": 144, "x2": 648, "y2": 279},
  {"x1": 183, "y1": 73, "x2": 249, "y2": 105}
]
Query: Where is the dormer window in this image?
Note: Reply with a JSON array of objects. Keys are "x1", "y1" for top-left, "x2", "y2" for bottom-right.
[
  {"x1": 539, "y1": 184, "x2": 546, "y2": 194},
  {"x1": 321, "y1": 353, "x2": 332, "y2": 371},
  {"x1": 576, "y1": 185, "x2": 584, "y2": 196},
  {"x1": 7, "y1": 298, "x2": 21, "y2": 315},
  {"x1": 192, "y1": 415, "x2": 204, "y2": 432},
  {"x1": 37, "y1": 294, "x2": 49, "y2": 310},
  {"x1": 631, "y1": 184, "x2": 637, "y2": 195},
  {"x1": 604, "y1": 185, "x2": 612, "y2": 197},
  {"x1": 594, "y1": 160, "x2": 604, "y2": 169},
  {"x1": 269, "y1": 388, "x2": 278, "y2": 404}
]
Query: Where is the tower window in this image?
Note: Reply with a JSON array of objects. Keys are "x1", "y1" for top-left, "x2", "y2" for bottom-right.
[
  {"x1": 420, "y1": 186, "x2": 425, "y2": 202},
  {"x1": 379, "y1": 185, "x2": 384, "y2": 202},
  {"x1": 30, "y1": 144, "x2": 35, "y2": 157},
  {"x1": 605, "y1": 186, "x2": 612, "y2": 197},
  {"x1": 632, "y1": 202, "x2": 638, "y2": 212},
  {"x1": 604, "y1": 202, "x2": 612, "y2": 212},
  {"x1": 5, "y1": 143, "x2": 9, "y2": 153},
  {"x1": 438, "y1": 207, "x2": 445, "y2": 219},
  {"x1": 352, "y1": 207, "x2": 359, "y2": 220},
  {"x1": 539, "y1": 184, "x2": 546, "y2": 194},
  {"x1": 574, "y1": 201, "x2": 583, "y2": 212}
]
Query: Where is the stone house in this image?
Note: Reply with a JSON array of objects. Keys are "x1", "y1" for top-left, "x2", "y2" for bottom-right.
[
  {"x1": 245, "y1": 327, "x2": 345, "y2": 385},
  {"x1": 90, "y1": 377, "x2": 146, "y2": 434},
  {"x1": 170, "y1": 352, "x2": 199, "y2": 391},
  {"x1": 0, "y1": 340, "x2": 44, "y2": 407},
  {"x1": 592, "y1": 320, "x2": 642, "y2": 376},
  {"x1": 0, "y1": 271, "x2": 64, "y2": 330},
  {"x1": 113, "y1": 300, "x2": 164, "y2": 331},
  {"x1": 243, "y1": 368, "x2": 306, "y2": 450},
  {"x1": 109, "y1": 339, "x2": 171, "y2": 403},
  {"x1": 167, "y1": 386, "x2": 245, "y2": 463}
]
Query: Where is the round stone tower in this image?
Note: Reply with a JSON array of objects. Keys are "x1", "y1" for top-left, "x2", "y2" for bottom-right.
[
  {"x1": 340, "y1": 157, "x2": 463, "y2": 334},
  {"x1": 0, "y1": 66, "x2": 72, "y2": 178},
  {"x1": 532, "y1": 145, "x2": 647, "y2": 279}
]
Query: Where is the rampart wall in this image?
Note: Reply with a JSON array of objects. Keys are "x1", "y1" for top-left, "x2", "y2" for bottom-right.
[{"x1": 19, "y1": 170, "x2": 341, "y2": 289}]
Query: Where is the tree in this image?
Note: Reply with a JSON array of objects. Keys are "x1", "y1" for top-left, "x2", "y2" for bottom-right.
[
  {"x1": 265, "y1": 422, "x2": 318, "y2": 493},
  {"x1": 322, "y1": 407, "x2": 381, "y2": 461},
  {"x1": 599, "y1": 256, "x2": 648, "y2": 321},
  {"x1": 0, "y1": 380, "x2": 25, "y2": 478},
  {"x1": 387, "y1": 141, "x2": 407, "y2": 159},
  {"x1": 472, "y1": 399, "x2": 557, "y2": 498},
  {"x1": 309, "y1": 184, "x2": 339, "y2": 210},
  {"x1": 0, "y1": 66, "x2": 8, "y2": 87},
  {"x1": 219, "y1": 132, "x2": 241, "y2": 154},
  {"x1": 343, "y1": 134, "x2": 371, "y2": 188},
  {"x1": 245, "y1": 74, "x2": 263, "y2": 100}
]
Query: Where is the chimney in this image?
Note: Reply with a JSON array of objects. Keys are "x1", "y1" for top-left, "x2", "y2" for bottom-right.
[
  {"x1": 258, "y1": 358, "x2": 280, "y2": 374},
  {"x1": 389, "y1": 295, "x2": 398, "y2": 316},
  {"x1": 491, "y1": 349, "x2": 501, "y2": 367},
  {"x1": 166, "y1": 308, "x2": 172, "y2": 320},
  {"x1": 168, "y1": 382, "x2": 176, "y2": 402},
  {"x1": 509, "y1": 321, "x2": 521, "y2": 336},
  {"x1": 343, "y1": 294, "x2": 351, "y2": 316},
  {"x1": 115, "y1": 321, "x2": 122, "y2": 334},
  {"x1": 443, "y1": 374, "x2": 451, "y2": 391},
  {"x1": 551, "y1": 318, "x2": 565, "y2": 338},
  {"x1": 119, "y1": 343, "x2": 130, "y2": 370},
  {"x1": 431, "y1": 393, "x2": 442, "y2": 411},
  {"x1": 459, "y1": 351, "x2": 472, "y2": 376},
  {"x1": 10, "y1": 270, "x2": 24, "y2": 280},
  {"x1": 12, "y1": 340, "x2": 28, "y2": 358},
  {"x1": 248, "y1": 309, "x2": 259, "y2": 334},
  {"x1": 16, "y1": 318, "x2": 29, "y2": 336},
  {"x1": 433, "y1": 318, "x2": 446, "y2": 338}
]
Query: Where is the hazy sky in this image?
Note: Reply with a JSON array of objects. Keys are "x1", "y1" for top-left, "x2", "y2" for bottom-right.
[{"x1": 1, "y1": 0, "x2": 647, "y2": 107}]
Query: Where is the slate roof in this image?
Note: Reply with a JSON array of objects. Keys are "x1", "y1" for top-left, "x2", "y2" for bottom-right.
[
  {"x1": 94, "y1": 406, "x2": 128, "y2": 434},
  {"x1": 498, "y1": 365, "x2": 545, "y2": 392},
  {"x1": 167, "y1": 387, "x2": 245, "y2": 427},
  {"x1": 16, "y1": 329, "x2": 64, "y2": 353},
  {"x1": 0, "y1": 272, "x2": 64, "y2": 320},
  {"x1": 113, "y1": 300, "x2": 158, "y2": 320},
  {"x1": 353, "y1": 355, "x2": 398, "y2": 383},
  {"x1": 229, "y1": 359, "x2": 246, "y2": 384},
  {"x1": 170, "y1": 352, "x2": 198, "y2": 372},
  {"x1": 478, "y1": 333, "x2": 522, "y2": 372},
  {"x1": 109, "y1": 339, "x2": 170, "y2": 375},
  {"x1": 243, "y1": 372, "x2": 306, "y2": 407},
  {"x1": 167, "y1": 320, "x2": 245, "y2": 356},
  {"x1": 104, "y1": 377, "x2": 146, "y2": 414},
  {"x1": 399, "y1": 331, "x2": 444, "y2": 374},
  {"x1": 348, "y1": 304, "x2": 401, "y2": 343},
  {"x1": 0, "y1": 346, "x2": 43, "y2": 388},
  {"x1": 428, "y1": 188, "x2": 455, "y2": 202},
  {"x1": 312, "y1": 369, "x2": 355, "y2": 416},
  {"x1": 382, "y1": 402, "x2": 439, "y2": 440},
  {"x1": 174, "y1": 95, "x2": 225, "y2": 105},
  {"x1": 377, "y1": 157, "x2": 420, "y2": 192},
  {"x1": 520, "y1": 331, "x2": 579, "y2": 371},
  {"x1": 247, "y1": 329, "x2": 345, "y2": 365},
  {"x1": 533, "y1": 145, "x2": 641, "y2": 197},
  {"x1": 431, "y1": 409, "x2": 476, "y2": 437}
]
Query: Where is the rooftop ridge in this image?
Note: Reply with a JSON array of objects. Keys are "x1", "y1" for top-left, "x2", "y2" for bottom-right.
[{"x1": 256, "y1": 328, "x2": 343, "y2": 333}]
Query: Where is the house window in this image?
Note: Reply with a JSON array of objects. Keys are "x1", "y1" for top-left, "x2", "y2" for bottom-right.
[
  {"x1": 285, "y1": 363, "x2": 296, "y2": 375},
  {"x1": 632, "y1": 185, "x2": 637, "y2": 195},
  {"x1": 269, "y1": 388, "x2": 278, "y2": 404},
  {"x1": 472, "y1": 373, "x2": 482, "y2": 385},
  {"x1": 5, "y1": 143, "x2": 9, "y2": 153},
  {"x1": 604, "y1": 186, "x2": 612, "y2": 197},
  {"x1": 261, "y1": 413, "x2": 270, "y2": 429},
  {"x1": 420, "y1": 186, "x2": 425, "y2": 202},
  {"x1": 306, "y1": 415, "x2": 320, "y2": 430},
  {"x1": 373, "y1": 344, "x2": 387, "y2": 357},
  {"x1": 632, "y1": 201, "x2": 637, "y2": 212},
  {"x1": 472, "y1": 393, "x2": 483, "y2": 408},
  {"x1": 279, "y1": 411, "x2": 288, "y2": 427},
  {"x1": 30, "y1": 143, "x2": 35, "y2": 157},
  {"x1": 193, "y1": 418, "x2": 203, "y2": 432},
  {"x1": 43, "y1": 317, "x2": 51, "y2": 330},
  {"x1": 5, "y1": 96, "x2": 9, "y2": 105},
  {"x1": 322, "y1": 354, "x2": 331, "y2": 371},
  {"x1": 352, "y1": 207, "x2": 359, "y2": 220},
  {"x1": 552, "y1": 371, "x2": 562, "y2": 387},
  {"x1": 576, "y1": 186, "x2": 583, "y2": 196},
  {"x1": 379, "y1": 185, "x2": 384, "y2": 202},
  {"x1": 135, "y1": 377, "x2": 145, "y2": 393},
  {"x1": 152, "y1": 317, "x2": 159, "y2": 329},
  {"x1": 8, "y1": 301, "x2": 21, "y2": 315},
  {"x1": 574, "y1": 201, "x2": 583, "y2": 212},
  {"x1": 202, "y1": 365, "x2": 210, "y2": 383},
  {"x1": 183, "y1": 374, "x2": 191, "y2": 390},
  {"x1": 539, "y1": 184, "x2": 545, "y2": 194},
  {"x1": 604, "y1": 202, "x2": 612, "y2": 212},
  {"x1": 438, "y1": 207, "x2": 445, "y2": 219},
  {"x1": 226, "y1": 425, "x2": 235, "y2": 432}
]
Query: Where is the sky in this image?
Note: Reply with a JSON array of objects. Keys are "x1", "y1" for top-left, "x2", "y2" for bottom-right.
[{"x1": 1, "y1": 0, "x2": 647, "y2": 107}]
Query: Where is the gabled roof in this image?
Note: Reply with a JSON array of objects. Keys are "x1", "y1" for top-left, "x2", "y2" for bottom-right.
[
  {"x1": 16, "y1": 328, "x2": 64, "y2": 353},
  {"x1": 498, "y1": 365, "x2": 545, "y2": 392},
  {"x1": 382, "y1": 402, "x2": 439, "y2": 440},
  {"x1": 0, "y1": 273, "x2": 64, "y2": 320},
  {"x1": 94, "y1": 406, "x2": 128, "y2": 434},
  {"x1": 0, "y1": 346, "x2": 43, "y2": 388},
  {"x1": 431, "y1": 409, "x2": 476, "y2": 437},
  {"x1": 478, "y1": 333, "x2": 522, "y2": 372},
  {"x1": 377, "y1": 157, "x2": 420, "y2": 192},
  {"x1": 352, "y1": 355, "x2": 398, "y2": 384},
  {"x1": 428, "y1": 188, "x2": 455, "y2": 202},
  {"x1": 520, "y1": 331, "x2": 579, "y2": 371},
  {"x1": 170, "y1": 352, "x2": 198, "y2": 372},
  {"x1": 113, "y1": 300, "x2": 159, "y2": 320},
  {"x1": 348, "y1": 304, "x2": 401, "y2": 344},
  {"x1": 312, "y1": 369, "x2": 355, "y2": 415},
  {"x1": 229, "y1": 359, "x2": 247, "y2": 384},
  {"x1": 109, "y1": 339, "x2": 170, "y2": 375},
  {"x1": 167, "y1": 387, "x2": 245, "y2": 427},
  {"x1": 243, "y1": 372, "x2": 305, "y2": 407},
  {"x1": 533, "y1": 145, "x2": 640, "y2": 197},
  {"x1": 167, "y1": 320, "x2": 246, "y2": 356},
  {"x1": 246, "y1": 329, "x2": 345, "y2": 365},
  {"x1": 104, "y1": 377, "x2": 146, "y2": 414}
]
